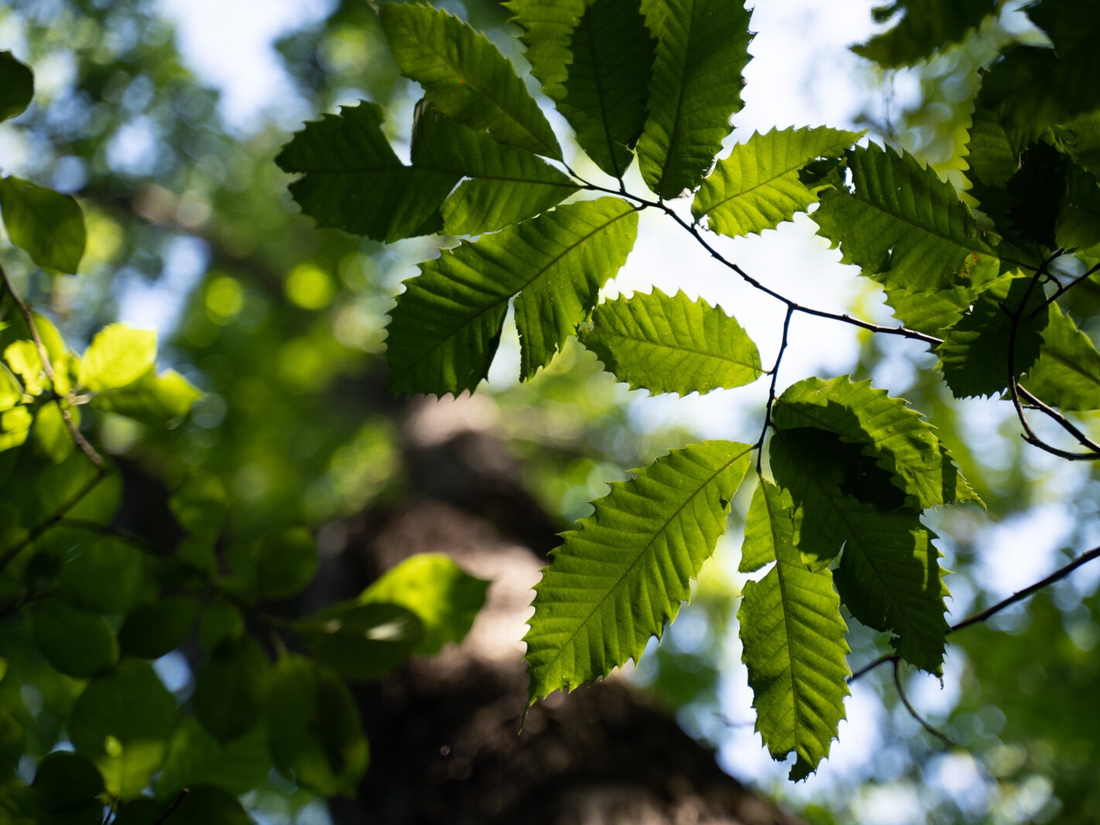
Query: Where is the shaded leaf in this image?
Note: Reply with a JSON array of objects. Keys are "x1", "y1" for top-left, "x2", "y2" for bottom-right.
[
  {"x1": 1023, "y1": 303, "x2": 1100, "y2": 411},
  {"x1": 559, "y1": 0, "x2": 655, "y2": 178},
  {"x1": 1054, "y1": 109, "x2": 1100, "y2": 180},
  {"x1": 773, "y1": 375, "x2": 980, "y2": 509},
  {"x1": 91, "y1": 367, "x2": 202, "y2": 425},
  {"x1": 411, "y1": 105, "x2": 578, "y2": 236},
  {"x1": 159, "y1": 719, "x2": 271, "y2": 799},
  {"x1": 266, "y1": 655, "x2": 369, "y2": 797},
  {"x1": 0, "y1": 177, "x2": 85, "y2": 274},
  {"x1": 386, "y1": 197, "x2": 638, "y2": 394},
  {"x1": 56, "y1": 537, "x2": 148, "y2": 615},
  {"x1": 813, "y1": 145, "x2": 1003, "y2": 294},
  {"x1": 853, "y1": 0, "x2": 996, "y2": 67},
  {"x1": 526, "y1": 441, "x2": 753, "y2": 701},
  {"x1": 636, "y1": 0, "x2": 753, "y2": 199},
  {"x1": 297, "y1": 601, "x2": 423, "y2": 681},
  {"x1": 938, "y1": 275, "x2": 1048, "y2": 398},
  {"x1": 738, "y1": 479, "x2": 849, "y2": 780},
  {"x1": 30, "y1": 598, "x2": 118, "y2": 678},
  {"x1": 1056, "y1": 162, "x2": 1100, "y2": 251},
  {"x1": 32, "y1": 751, "x2": 103, "y2": 813},
  {"x1": 255, "y1": 527, "x2": 318, "y2": 600},
  {"x1": 0, "y1": 52, "x2": 34, "y2": 123},
  {"x1": 193, "y1": 637, "x2": 269, "y2": 743},
  {"x1": 360, "y1": 552, "x2": 489, "y2": 656},
  {"x1": 694, "y1": 127, "x2": 861, "y2": 237},
  {"x1": 579, "y1": 288, "x2": 761, "y2": 395},
  {"x1": 277, "y1": 102, "x2": 458, "y2": 243},
  {"x1": 379, "y1": 3, "x2": 561, "y2": 159},
  {"x1": 118, "y1": 597, "x2": 199, "y2": 660}
]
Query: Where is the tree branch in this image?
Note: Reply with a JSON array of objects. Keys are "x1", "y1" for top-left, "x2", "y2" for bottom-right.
[{"x1": 892, "y1": 658, "x2": 955, "y2": 749}]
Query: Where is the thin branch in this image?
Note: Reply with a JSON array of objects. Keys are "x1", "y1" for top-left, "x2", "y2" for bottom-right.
[
  {"x1": 0, "y1": 262, "x2": 105, "y2": 471},
  {"x1": 152, "y1": 788, "x2": 190, "y2": 825},
  {"x1": 756, "y1": 305, "x2": 794, "y2": 474},
  {"x1": 1042, "y1": 260, "x2": 1100, "y2": 309},
  {"x1": 848, "y1": 653, "x2": 897, "y2": 683},
  {"x1": 892, "y1": 658, "x2": 955, "y2": 749},
  {"x1": 1015, "y1": 385, "x2": 1100, "y2": 458}
]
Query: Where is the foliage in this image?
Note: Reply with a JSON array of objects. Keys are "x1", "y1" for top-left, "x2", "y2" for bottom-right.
[{"x1": 4, "y1": 0, "x2": 1100, "y2": 821}]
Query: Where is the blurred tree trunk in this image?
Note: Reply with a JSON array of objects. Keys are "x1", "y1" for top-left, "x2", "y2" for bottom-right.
[{"x1": 314, "y1": 397, "x2": 803, "y2": 825}]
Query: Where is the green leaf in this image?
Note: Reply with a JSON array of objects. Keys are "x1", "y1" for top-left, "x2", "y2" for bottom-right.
[
  {"x1": 693, "y1": 127, "x2": 861, "y2": 237},
  {"x1": 148, "y1": 787, "x2": 252, "y2": 825},
  {"x1": 379, "y1": 3, "x2": 561, "y2": 159},
  {"x1": 738, "y1": 479, "x2": 850, "y2": 780},
  {"x1": 636, "y1": 0, "x2": 753, "y2": 199},
  {"x1": 79, "y1": 324, "x2": 156, "y2": 393},
  {"x1": 277, "y1": 102, "x2": 458, "y2": 243},
  {"x1": 360, "y1": 552, "x2": 489, "y2": 655},
  {"x1": 0, "y1": 52, "x2": 34, "y2": 123},
  {"x1": 32, "y1": 751, "x2": 104, "y2": 813},
  {"x1": 91, "y1": 368, "x2": 202, "y2": 425},
  {"x1": 56, "y1": 537, "x2": 148, "y2": 615},
  {"x1": 506, "y1": 0, "x2": 586, "y2": 102},
  {"x1": 0, "y1": 177, "x2": 85, "y2": 274},
  {"x1": 771, "y1": 432, "x2": 949, "y2": 674},
  {"x1": 193, "y1": 637, "x2": 269, "y2": 743},
  {"x1": 1057, "y1": 163, "x2": 1100, "y2": 251},
  {"x1": 1023, "y1": 303, "x2": 1100, "y2": 412},
  {"x1": 559, "y1": 0, "x2": 656, "y2": 178},
  {"x1": 385, "y1": 197, "x2": 638, "y2": 394},
  {"x1": 525, "y1": 441, "x2": 753, "y2": 701},
  {"x1": 118, "y1": 597, "x2": 199, "y2": 660},
  {"x1": 1054, "y1": 109, "x2": 1100, "y2": 180},
  {"x1": 0, "y1": 363, "x2": 21, "y2": 411},
  {"x1": 937, "y1": 275, "x2": 1048, "y2": 398},
  {"x1": 296, "y1": 601, "x2": 423, "y2": 681},
  {"x1": 813, "y1": 145, "x2": 1002, "y2": 294},
  {"x1": 852, "y1": 0, "x2": 996, "y2": 67},
  {"x1": 0, "y1": 406, "x2": 31, "y2": 453},
  {"x1": 266, "y1": 655, "x2": 369, "y2": 797},
  {"x1": 579, "y1": 288, "x2": 762, "y2": 395},
  {"x1": 30, "y1": 598, "x2": 119, "y2": 678},
  {"x1": 32, "y1": 400, "x2": 75, "y2": 464},
  {"x1": 69, "y1": 660, "x2": 176, "y2": 798},
  {"x1": 255, "y1": 527, "x2": 318, "y2": 600},
  {"x1": 411, "y1": 104, "x2": 578, "y2": 236},
  {"x1": 772, "y1": 376, "x2": 980, "y2": 509},
  {"x1": 158, "y1": 719, "x2": 271, "y2": 799},
  {"x1": 170, "y1": 475, "x2": 228, "y2": 542}
]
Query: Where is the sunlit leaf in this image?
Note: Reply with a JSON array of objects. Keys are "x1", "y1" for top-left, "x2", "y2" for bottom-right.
[
  {"x1": 91, "y1": 367, "x2": 202, "y2": 425},
  {"x1": 1023, "y1": 303, "x2": 1100, "y2": 411},
  {"x1": 506, "y1": 0, "x2": 585, "y2": 102},
  {"x1": 738, "y1": 479, "x2": 849, "y2": 780},
  {"x1": 80, "y1": 324, "x2": 157, "y2": 393},
  {"x1": 526, "y1": 441, "x2": 753, "y2": 701},
  {"x1": 694, "y1": 127, "x2": 861, "y2": 237},
  {"x1": 379, "y1": 3, "x2": 561, "y2": 159},
  {"x1": 579, "y1": 288, "x2": 761, "y2": 395},
  {"x1": 386, "y1": 197, "x2": 638, "y2": 394},
  {"x1": 636, "y1": 0, "x2": 753, "y2": 199}
]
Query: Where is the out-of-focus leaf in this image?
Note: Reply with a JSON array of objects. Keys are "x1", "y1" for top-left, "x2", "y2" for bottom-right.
[
  {"x1": 0, "y1": 177, "x2": 85, "y2": 274},
  {"x1": 0, "y1": 52, "x2": 33, "y2": 122},
  {"x1": 296, "y1": 601, "x2": 423, "y2": 681},
  {"x1": 30, "y1": 598, "x2": 119, "y2": 678},
  {"x1": 118, "y1": 597, "x2": 199, "y2": 659},
  {"x1": 79, "y1": 325, "x2": 156, "y2": 393},
  {"x1": 193, "y1": 637, "x2": 269, "y2": 743}
]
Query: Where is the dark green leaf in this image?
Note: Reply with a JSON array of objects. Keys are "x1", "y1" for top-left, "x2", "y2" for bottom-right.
[
  {"x1": 69, "y1": 660, "x2": 176, "y2": 798},
  {"x1": 694, "y1": 127, "x2": 861, "y2": 237},
  {"x1": 852, "y1": 0, "x2": 996, "y2": 67},
  {"x1": 158, "y1": 719, "x2": 271, "y2": 799},
  {"x1": 410, "y1": 104, "x2": 578, "y2": 236},
  {"x1": 360, "y1": 552, "x2": 489, "y2": 655},
  {"x1": 1023, "y1": 303, "x2": 1100, "y2": 411},
  {"x1": 738, "y1": 479, "x2": 850, "y2": 780},
  {"x1": 277, "y1": 102, "x2": 458, "y2": 243},
  {"x1": 198, "y1": 600, "x2": 245, "y2": 653},
  {"x1": 266, "y1": 655, "x2": 369, "y2": 797},
  {"x1": 30, "y1": 598, "x2": 119, "y2": 678},
  {"x1": 56, "y1": 537, "x2": 148, "y2": 615},
  {"x1": 113, "y1": 787, "x2": 253, "y2": 825},
  {"x1": 297, "y1": 601, "x2": 423, "y2": 681},
  {"x1": 938, "y1": 275, "x2": 1049, "y2": 398},
  {"x1": 193, "y1": 637, "x2": 269, "y2": 743},
  {"x1": 385, "y1": 197, "x2": 638, "y2": 394},
  {"x1": 379, "y1": 3, "x2": 561, "y2": 159},
  {"x1": 0, "y1": 52, "x2": 34, "y2": 123},
  {"x1": 0, "y1": 177, "x2": 85, "y2": 274},
  {"x1": 636, "y1": 0, "x2": 753, "y2": 199},
  {"x1": 118, "y1": 597, "x2": 199, "y2": 659},
  {"x1": 1057, "y1": 162, "x2": 1100, "y2": 251},
  {"x1": 169, "y1": 475, "x2": 228, "y2": 542},
  {"x1": 579, "y1": 288, "x2": 762, "y2": 395},
  {"x1": 1054, "y1": 109, "x2": 1100, "y2": 180},
  {"x1": 526, "y1": 441, "x2": 753, "y2": 701},
  {"x1": 255, "y1": 527, "x2": 318, "y2": 600},
  {"x1": 559, "y1": 0, "x2": 655, "y2": 178},
  {"x1": 32, "y1": 751, "x2": 104, "y2": 813}
]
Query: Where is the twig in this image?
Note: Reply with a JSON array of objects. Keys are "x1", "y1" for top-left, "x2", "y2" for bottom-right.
[
  {"x1": 892, "y1": 658, "x2": 955, "y2": 749},
  {"x1": 1042, "y1": 260, "x2": 1100, "y2": 309},
  {"x1": 1015, "y1": 385, "x2": 1100, "y2": 459},
  {"x1": 152, "y1": 788, "x2": 190, "y2": 825},
  {"x1": 756, "y1": 305, "x2": 794, "y2": 474},
  {"x1": 0, "y1": 262, "x2": 105, "y2": 471}
]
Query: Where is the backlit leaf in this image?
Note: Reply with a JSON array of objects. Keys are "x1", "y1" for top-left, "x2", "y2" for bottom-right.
[
  {"x1": 694, "y1": 127, "x2": 861, "y2": 237},
  {"x1": 636, "y1": 0, "x2": 753, "y2": 199},
  {"x1": 526, "y1": 441, "x2": 753, "y2": 701},
  {"x1": 379, "y1": 3, "x2": 561, "y2": 159},
  {"x1": 506, "y1": 0, "x2": 585, "y2": 102},
  {"x1": 579, "y1": 288, "x2": 761, "y2": 395},
  {"x1": 386, "y1": 197, "x2": 638, "y2": 394},
  {"x1": 80, "y1": 324, "x2": 156, "y2": 393},
  {"x1": 738, "y1": 479, "x2": 850, "y2": 780},
  {"x1": 0, "y1": 177, "x2": 85, "y2": 274},
  {"x1": 1023, "y1": 303, "x2": 1100, "y2": 412},
  {"x1": 852, "y1": 0, "x2": 996, "y2": 67}
]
